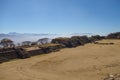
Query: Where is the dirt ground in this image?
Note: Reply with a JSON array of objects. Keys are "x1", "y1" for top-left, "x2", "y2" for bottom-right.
[{"x1": 0, "y1": 39, "x2": 120, "y2": 80}]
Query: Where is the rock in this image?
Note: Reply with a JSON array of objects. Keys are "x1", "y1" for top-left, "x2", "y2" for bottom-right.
[
  {"x1": 104, "y1": 74, "x2": 120, "y2": 80},
  {"x1": 16, "y1": 48, "x2": 31, "y2": 59}
]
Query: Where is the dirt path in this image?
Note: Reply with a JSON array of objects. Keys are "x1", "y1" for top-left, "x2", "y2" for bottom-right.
[{"x1": 0, "y1": 39, "x2": 120, "y2": 80}]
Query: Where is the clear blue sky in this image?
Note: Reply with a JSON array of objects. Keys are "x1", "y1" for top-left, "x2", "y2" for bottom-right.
[{"x1": 0, "y1": 0, "x2": 120, "y2": 35}]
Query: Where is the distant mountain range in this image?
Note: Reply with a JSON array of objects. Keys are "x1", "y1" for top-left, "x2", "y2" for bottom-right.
[
  {"x1": 0, "y1": 32, "x2": 57, "y2": 37},
  {"x1": 0, "y1": 32, "x2": 93, "y2": 43}
]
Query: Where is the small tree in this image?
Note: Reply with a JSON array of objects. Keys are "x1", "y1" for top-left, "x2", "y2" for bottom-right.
[
  {"x1": 22, "y1": 41, "x2": 31, "y2": 46},
  {"x1": 0, "y1": 38, "x2": 14, "y2": 48},
  {"x1": 38, "y1": 38, "x2": 49, "y2": 45}
]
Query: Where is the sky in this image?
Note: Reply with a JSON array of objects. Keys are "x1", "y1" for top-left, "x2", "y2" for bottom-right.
[{"x1": 0, "y1": 0, "x2": 120, "y2": 35}]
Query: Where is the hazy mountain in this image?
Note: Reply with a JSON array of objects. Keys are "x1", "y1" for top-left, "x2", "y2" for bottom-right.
[
  {"x1": 70, "y1": 33, "x2": 93, "y2": 36},
  {"x1": 0, "y1": 32, "x2": 93, "y2": 43},
  {"x1": 0, "y1": 32, "x2": 58, "y2": 43}
]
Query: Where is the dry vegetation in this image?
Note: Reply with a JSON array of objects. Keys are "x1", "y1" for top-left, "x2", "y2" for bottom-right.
[{"x1": 0, "y1": 39, "x2": 120, "y2": 80}]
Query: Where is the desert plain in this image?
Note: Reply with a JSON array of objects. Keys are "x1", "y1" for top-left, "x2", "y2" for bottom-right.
[{"x1": 0, "y1": 39, "x2": 120, "y2": 80}]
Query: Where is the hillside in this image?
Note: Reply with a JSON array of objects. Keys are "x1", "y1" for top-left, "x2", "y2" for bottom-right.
[{"x1": 0, "y1": 39, "x2": 120, "y2": 80}]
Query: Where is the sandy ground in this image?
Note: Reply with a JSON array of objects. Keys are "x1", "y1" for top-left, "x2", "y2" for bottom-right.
[{"x1": 0, "y1": 39, "x2": 120, "y2": 80}]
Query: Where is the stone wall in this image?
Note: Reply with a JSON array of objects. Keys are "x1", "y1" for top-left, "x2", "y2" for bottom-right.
[
  {"x1": 0, "y1": 48, "x2": 18, "y2": 59},
  {"x1": 51, "y1": 36, "x2": 92, "y2": 48},
  {"x1": 0, "y1": 44, "x2": 65, "y2": 63},
  {"x1": 0, "y1": 48, "x2": 18, "y2": 63},
  {"x1": 28, "y1": 49, "x2": 44, "y2": 56}
]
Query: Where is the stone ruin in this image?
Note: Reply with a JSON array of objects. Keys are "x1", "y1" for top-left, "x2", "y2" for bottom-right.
[
  {"x1": 0, "y1": 35, "x2": 104, "y2": 63},
  {"x1": 0, "y1": 43, "x2": 65, "y2": 63}
]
